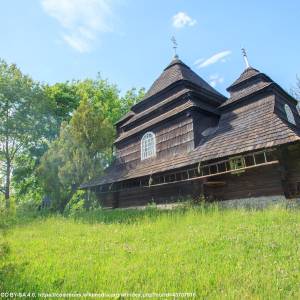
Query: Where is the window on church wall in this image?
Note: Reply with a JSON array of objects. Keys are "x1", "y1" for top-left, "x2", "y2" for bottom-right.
[
  {"x1": 297, "y1": 103, "x2": 300, "y2": 116},
  {"x1": 284, "y1": 104, "x2": 296, "y2": 125},
  {"x1": 141, "y1": 132, "x2": 156, "y2": 160}
]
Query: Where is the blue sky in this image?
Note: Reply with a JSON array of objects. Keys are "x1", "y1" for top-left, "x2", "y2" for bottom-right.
[{"x1": 1, "y1": 0, "x2": 300, "y2": 96}]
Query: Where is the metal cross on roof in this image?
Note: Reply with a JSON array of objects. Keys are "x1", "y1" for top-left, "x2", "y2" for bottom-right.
[
  {"x1": 241, "y1": 48, "x2": 250, "y2": 68},
  {"x1": 171, "y1": 36, "x2": 178, "y2": 58}
]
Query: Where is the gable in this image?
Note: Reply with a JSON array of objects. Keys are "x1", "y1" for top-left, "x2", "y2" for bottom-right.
[{"x1": 273, "y1": 87, "x2": 300, "y2": 128}]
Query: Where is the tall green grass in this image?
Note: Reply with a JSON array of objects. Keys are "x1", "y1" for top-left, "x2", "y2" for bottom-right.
[{"x1": 1, "y1": 206, "x2": 300, "y2": 299}]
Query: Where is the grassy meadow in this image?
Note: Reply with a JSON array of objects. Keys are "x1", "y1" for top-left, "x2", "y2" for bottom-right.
[{"x1": 0, "y1": 205, "x2": 300, "y2": 299}]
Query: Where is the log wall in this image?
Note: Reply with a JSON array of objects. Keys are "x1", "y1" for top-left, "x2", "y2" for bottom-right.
[
  {"x1": 97, "y1": 163, "x2": 286, "y2": 208},
  {"x1": 205, "y1": 164, "x2": 284, "y2": 201},
  {"x1": 274, "y1": 93, "x2": 300, "y2": 127},
  {"x1": 282, "y1": 144, "x2": 300, "y2": 197},
  {"x1": 116, "y1": 113, "x2": 195, "y2": 166},
  {"x1": 97, "y1": 180, "x2": 195, "y2": 208}
]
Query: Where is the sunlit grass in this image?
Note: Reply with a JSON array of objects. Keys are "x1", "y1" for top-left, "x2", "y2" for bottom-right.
[{"x1": 1, "y1": 206, "x2": 300, "y2": 299}]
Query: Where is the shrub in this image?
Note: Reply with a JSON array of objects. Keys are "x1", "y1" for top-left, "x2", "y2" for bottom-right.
[{"x1": 64, "y1": 190, "x2": 86, "y2": 215}]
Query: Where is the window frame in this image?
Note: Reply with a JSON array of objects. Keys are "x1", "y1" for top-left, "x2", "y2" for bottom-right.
[
  {"x1": 284, "y1": 104, "x2": 296, "y2": 125},
  {"x1": 296, "y1": 103, "x2": 300, "y2": 116},
  {"x1": 141, "y1": 131, "x2": 156, "y2": 161}
]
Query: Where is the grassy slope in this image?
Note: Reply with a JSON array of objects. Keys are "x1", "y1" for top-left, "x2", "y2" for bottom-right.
[{"x1": 1, "y1": 207, "x2": 300, "y2": 299}]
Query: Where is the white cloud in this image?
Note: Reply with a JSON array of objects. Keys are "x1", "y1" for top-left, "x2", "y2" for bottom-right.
[
  {"x1": 194, "y1": 58, "x2": 205, "y2": 65},
  {"x1": 195, "y1": 50, "x2": 231, "y2": 68},
  {"x1": 209, "y1": 74, "x2": 224, "y2": 88},
  {"x1": 41, "y1": 0, "x2": 114, "y2": 52},
  {"x1": 172, "y1": 12, "x2": 197, "y2": 28}
]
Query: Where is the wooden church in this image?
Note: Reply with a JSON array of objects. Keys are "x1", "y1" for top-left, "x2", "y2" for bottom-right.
[{"x1": 81, "y1": 51, "x2": 300, "y2": 208}]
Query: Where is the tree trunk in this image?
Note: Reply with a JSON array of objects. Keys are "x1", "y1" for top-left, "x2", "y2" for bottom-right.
[
  {"x1": 4, "y1": 102, "x2": 10, "y2": 210},
  {"x1": 5, "y1": 160, "x2": 11, "y2": 209}
]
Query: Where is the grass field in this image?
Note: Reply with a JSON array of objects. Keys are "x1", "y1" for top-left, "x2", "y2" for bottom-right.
[{"x1": 1, "y1": 206, "x2": 300, "y2": 299}]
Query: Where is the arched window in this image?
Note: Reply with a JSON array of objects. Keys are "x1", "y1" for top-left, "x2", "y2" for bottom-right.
[
  {"x1": 141, "y1": 132, "x2": 156, "y2": 160},
  {"x1": 297, "y1": 103, "x2": 300, "y2": 116},
  {"x1": 284, "y1": 104, "x2": 296, "y2": 125}
]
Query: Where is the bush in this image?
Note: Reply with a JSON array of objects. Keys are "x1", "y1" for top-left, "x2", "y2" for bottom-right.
[
  {"x1": 0, "y1": 208, "x2": 16, "y2": 231},
  {"x1": 64, "y1": 190, "x2": 87, "y2": 215}
]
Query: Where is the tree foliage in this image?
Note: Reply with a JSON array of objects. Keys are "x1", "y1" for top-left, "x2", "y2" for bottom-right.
[
  {"x1": 38, "y1": 78, "x2": 144, "y2": 211},
  {"x1": 0, "y1": 60, "x2": 55, "y2": 208},
  {"x1": 0, "y1": 58, "x2": 145, "y2": 211},
  {"x1": 44, "y1": 82, "x2": 81, "y2": 132}
]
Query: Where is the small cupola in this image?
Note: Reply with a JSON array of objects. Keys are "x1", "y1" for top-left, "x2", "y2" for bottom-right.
[
  {"x1": 220, "y1": 49, "x2": 274, "y2": 109},
  {"x1": 220, "y1": 67, "x2": 273, "y2": 109}
]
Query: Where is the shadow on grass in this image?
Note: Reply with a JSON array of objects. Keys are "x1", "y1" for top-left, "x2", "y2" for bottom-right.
[
  {"x1": 0, "y1": 261, "x2": 41, "y2": 296},
  {"x1": 1, "y1": 201, "x2": 222, "y2": 227},
  {"x1": 70, "y1": 202, "x2": 220, "y2": 225},
  {"x1": 0, "y1": 226, "x2": 41, "y2": 297},
  {"x1": 1, "y1": 204, "x2": 190, "y2": 228},
  {"x1": 0, "y1": 209, "x2": 57, "y2": 231},
  {"x1": 71, "y1": 206, "x2": 188, "y2": 225}
]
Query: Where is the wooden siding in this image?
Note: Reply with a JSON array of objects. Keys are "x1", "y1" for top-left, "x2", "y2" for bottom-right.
[
  {"x1": 282, "y1": 144, "x2": 300, "y2": 197},
  {"x1": 192, "y1": 110, "x2": 219, "y2": 147},
  {"x1": 222, "y1": 78, "x2": 272, "y2": 108},
  {"x1": 82, "y1": 93, "x2": 300, "y2": 189},
  {"x1": 97, "y1": 180, "x2": 197, "y2": 208},
  {"x1": 122, "y1": 92, "x2": 190, "y2": 132},
  {"x1": 205, "y1": 164, "x2": 284, "y2": 201},
  {"x1": 134, "y1": 82, "x2": 185, "y2": 113},
  {"x1": 274, "y1": 94, "x2": 300, "y2": 127},
  {"x1": 115, "y1": 101, "x2": 194, "y2": 143},
  {"x1": 116, "y1": 114, "x2": 194, "y2": 166},
  {"x1": 97, "y1": 164, "x2": 285, "y2": 208}
]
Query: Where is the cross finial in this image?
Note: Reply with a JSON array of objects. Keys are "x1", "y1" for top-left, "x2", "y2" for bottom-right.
[
  {"x1": 241, "y1": 48, "x2": 250, "y2": 68},
  {"x1": 171, "y1": 36, "x2": 178, "y2": 58}
]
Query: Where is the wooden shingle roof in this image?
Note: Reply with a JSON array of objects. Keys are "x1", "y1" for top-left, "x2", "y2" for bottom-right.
[
  {"x1": 221, "y1": 81, "x2": 273, "y2": 108},
  {"x1": 115, "y1": 100, "x2": 194, "y2": 143},
  {"x1": 221, "y1": 67, "x2": 274, "y2": 108},
  {"x1": 143, "y1": 57, "x2": 223, "y2": 99},
  {"x1": 227, "y1": 67, "x2": 261, "y2": 91},
  {"x1": 114, "y1": 111, "x2": 135, "y2": 125},
  {"x1": 115, "y1": 57, "x2": 226, "y2": 142},
  {"x1": 120, "y1": 88, "x2": 191, "y2": 128},
  {"x1": 82, "y1": 94, "x2": 300, "y2": 188},
  {"x1": 81, "y1": 62, "x2": 300, "y2": 189}
]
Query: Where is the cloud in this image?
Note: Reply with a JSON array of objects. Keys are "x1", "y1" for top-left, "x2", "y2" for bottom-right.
[
  {"x1": 195, "y1": 50, "x2": 231, "y2": 68},
  {"x1": 194, "y1": 58, "x2": 205, "y2": 65},
  {"x1": 41, "y1": 0, "x2": 114, "y2": 52},
  {"x1": 172, "y1": 12, "x2": 197, "y2": 28},
  {"x1": 209, "y1": 74, "x2": 224, "y2": 88}
]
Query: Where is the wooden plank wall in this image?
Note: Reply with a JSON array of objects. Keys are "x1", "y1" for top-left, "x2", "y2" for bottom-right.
[
  {"x1": 97, "y1": 163, "x2": 285, "y2": 208},
  {"x1": 192, "y1": 110, "x2": 219, "y2": 147},
  {"x1": 97, "y1": 181, "x2": 195, "y2": 208},
  {"x1": 116, "y1": 113, "x2": 195, "y2": 166},
  {"x1": 205, "y1": 164, "x2": 284, "y2": 200},
  {"x1": 283, "y1": 144, "x2": 300, "y2": 197},
  {"x1": 274, "y1": 94, "x2": 300, "y2": 127},
  {"x1": 133, "y1": 84, "x2": 185, "y2": 114}
]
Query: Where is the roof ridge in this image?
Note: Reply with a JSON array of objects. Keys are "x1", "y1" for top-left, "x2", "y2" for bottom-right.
[
  {"x1": 227, "y1": 67, "x2": 261, "y2": 91},
  {"x1": 121, "y1": 88, "x2": 191, "y2": 128},
  {"x1": 163, "y1": 57, "x2": 190, "y2": 71},
  {"x1": 143, "y1": 57, "x2": 224, "y2": 100}
]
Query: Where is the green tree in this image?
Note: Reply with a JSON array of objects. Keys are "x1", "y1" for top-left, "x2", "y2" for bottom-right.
[
  {"x1": 45, "y1": 82, "x2": 81, "y2": 131},
  {"x1": 38, "y1": 77, "x2": 144, "y2": 212},
  {"x1": 0, "y1": 60, "x2": 55, "y2": 209},
  {"x1": 12, "y1": 82, "x2": 80, "y2": 204},
  {"x1": 120, "y1": 87, "x2": 145, "y2": 115}
]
